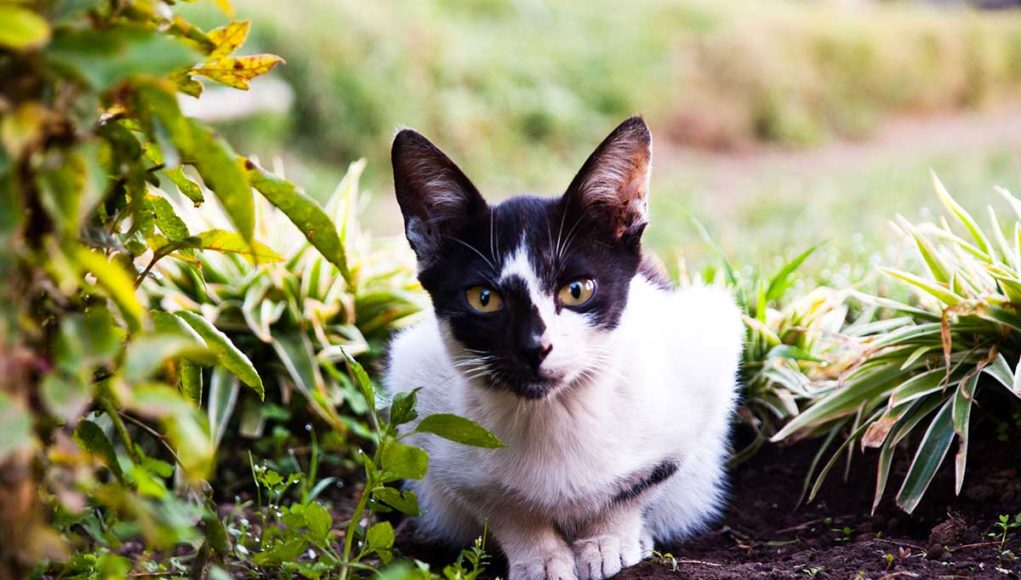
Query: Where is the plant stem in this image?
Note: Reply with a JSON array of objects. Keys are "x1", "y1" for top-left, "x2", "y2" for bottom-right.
[{"x1": 99, "y1": 392, "x2": 141, "y2": 463}]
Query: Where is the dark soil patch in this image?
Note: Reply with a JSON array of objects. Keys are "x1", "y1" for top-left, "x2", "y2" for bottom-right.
[
  {"x1": 616, "y1": 436, "x2": 1021, "y2": 580},
  {"x1": 397, "y1": 435, "x2": 1021, "y2": 579}
]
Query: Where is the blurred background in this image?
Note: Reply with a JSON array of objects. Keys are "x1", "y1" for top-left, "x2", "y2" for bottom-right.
[{"x1": 178, "y1": 0, "x2": 1021, "y2": 283}]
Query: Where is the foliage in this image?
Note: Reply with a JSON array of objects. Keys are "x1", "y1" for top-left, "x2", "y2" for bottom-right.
[
  {"x1": 682, "y1": 234, "x2": 843, "y2": 463},
  {"x1": 147, "y1": 159, "x2": 422, "y2": 450},
  {"x1": 0, "y1": 0, "x2": 424, "y2": 576},
  {"x1": 209, "y1": 355, "x2": 500, "y2": 579},
  {"x1": 773, "y1": 175, "x2": 1021, "y2": 514}
]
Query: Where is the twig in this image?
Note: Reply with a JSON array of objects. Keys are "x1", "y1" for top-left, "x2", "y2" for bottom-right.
[
  {"x1": 676, "y1": 559, "x2": 723, "y2": 567},
  {"x1": 950, "y1": 540, "x2": 999, "y2": 551},
  {"x1": 120, "y1": 412, "x2": 183, "y2": 467}
]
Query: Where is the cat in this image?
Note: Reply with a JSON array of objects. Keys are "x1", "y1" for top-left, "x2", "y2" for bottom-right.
[{"x1": 384, "y1": 116, "x2": 743, "y2": 580}]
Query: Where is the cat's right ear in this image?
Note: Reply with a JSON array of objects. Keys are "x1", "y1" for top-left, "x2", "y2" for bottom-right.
[{"x1": 391, "y1": 129, "x2": 486, "y2": 265}]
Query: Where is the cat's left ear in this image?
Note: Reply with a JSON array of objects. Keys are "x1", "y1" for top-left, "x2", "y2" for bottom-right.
[{"x1": 562, "y1": 116, "x2": 652, "y2": 245}]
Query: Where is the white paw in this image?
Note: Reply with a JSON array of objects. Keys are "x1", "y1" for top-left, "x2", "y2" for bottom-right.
[
  {"x1": 508, "y1": 549, "x2": 578, "y2": 580},
  {"x1": 572, "y1": 534, "x2": 642, "y2": 580}
]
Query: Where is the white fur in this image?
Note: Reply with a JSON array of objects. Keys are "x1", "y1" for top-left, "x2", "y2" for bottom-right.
[{"x1": 385, "y1": 273, "x2": 743, "y2": 580}]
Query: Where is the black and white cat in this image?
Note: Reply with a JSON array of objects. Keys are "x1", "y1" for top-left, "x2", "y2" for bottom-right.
[{"x1": 384, "y1": 117, "x2": 743, "y2": 580}]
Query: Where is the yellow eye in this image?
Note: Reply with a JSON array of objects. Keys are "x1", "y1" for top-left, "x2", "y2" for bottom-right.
[
  {"x1": 466, "y1": 286, "x2": 503, "y2": 313},
  {"x1": 558, "y1": 279, "x2": 596, "y2": 307}
]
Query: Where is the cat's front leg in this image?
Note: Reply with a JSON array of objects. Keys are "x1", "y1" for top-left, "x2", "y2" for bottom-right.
[
  {"x1": 489, "y1": 513, "x2": 577, "y2": 580},
  {"x1": 571, "y1": 503, "x2": 649, "y2": 580}
]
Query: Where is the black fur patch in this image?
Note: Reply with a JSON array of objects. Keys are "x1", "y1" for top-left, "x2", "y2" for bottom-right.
[{"x1": 611, "y1": 460, "x2": 679, "y2": 506}]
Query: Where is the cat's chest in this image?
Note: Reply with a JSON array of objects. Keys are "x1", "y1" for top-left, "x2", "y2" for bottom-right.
[{"x1": 463, "y1": 391, "x2": 663, "y2": 507}]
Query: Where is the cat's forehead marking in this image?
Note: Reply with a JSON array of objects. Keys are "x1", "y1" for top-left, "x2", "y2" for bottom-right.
[{"x1": 499, "y1": 245, "x2": 557, "y2": 320}]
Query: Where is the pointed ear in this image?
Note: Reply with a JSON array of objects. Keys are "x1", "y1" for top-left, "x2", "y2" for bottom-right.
[
  {"x1": 391, "y1": 129, "x2": 486, "y2": 265},
  {"x1": 562, "y1": 116, "x2": 652, "y2": 244}
]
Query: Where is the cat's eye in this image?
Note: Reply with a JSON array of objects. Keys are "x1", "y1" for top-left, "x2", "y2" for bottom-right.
[
  {"x1": 465, "y1": 286, "x2": 503, "y2": 313},
  {"x1": 558, "y1": 279, "x2": 596, "y2": 307}
]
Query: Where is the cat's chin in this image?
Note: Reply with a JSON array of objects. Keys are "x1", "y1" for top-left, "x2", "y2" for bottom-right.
[
  {"x1": 474, "y1": 370, "x2": 573, "y2": 401},
  {"x1": 508, "y1": 378, "x2": 562, "y2": 400}
]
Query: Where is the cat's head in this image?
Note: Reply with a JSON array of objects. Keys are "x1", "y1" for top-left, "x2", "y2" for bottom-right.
[{"x1": 392, "y1": 117, "x2": 653, "y2": 400}]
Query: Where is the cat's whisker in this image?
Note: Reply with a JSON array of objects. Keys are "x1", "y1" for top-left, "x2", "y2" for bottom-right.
[{"x1": 444, "y1": 235, "x2": 497, "y2": 272}]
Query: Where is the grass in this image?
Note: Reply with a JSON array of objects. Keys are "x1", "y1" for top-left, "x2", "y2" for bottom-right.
[
  {"x1": 177, "y1": 0, "x2": 1021, "y2": 203},
  {"x1": 649, "y1": 146, "x2": 1021, "y2": 279}
]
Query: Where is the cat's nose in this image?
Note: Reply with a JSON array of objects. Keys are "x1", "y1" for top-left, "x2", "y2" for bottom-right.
[{"x1": 519, "y1": 333, "x2": 553, "y2": 370}]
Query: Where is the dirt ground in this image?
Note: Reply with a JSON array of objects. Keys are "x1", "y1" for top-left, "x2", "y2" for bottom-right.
[
  {"x1": 618, "y1": 436, "x2": 1021, "y2": 580},
  {"x1": 397, "y1": 433, "x2": 1021, "y2": 579}
]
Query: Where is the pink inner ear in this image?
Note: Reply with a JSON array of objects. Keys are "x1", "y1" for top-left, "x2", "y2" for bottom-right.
[{"x1": 563, "y1": 117, "x2": 653, "y2": 242}]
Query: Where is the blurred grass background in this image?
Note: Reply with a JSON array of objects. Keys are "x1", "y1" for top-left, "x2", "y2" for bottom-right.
[{"x1": 178, "y1": 0, "x2": 1021, "y2": 276}]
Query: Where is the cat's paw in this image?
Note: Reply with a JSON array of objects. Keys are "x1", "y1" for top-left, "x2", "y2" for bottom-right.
[
  {"x1": 572, "y1": 534, "x2": 642, "y2": 580},
  {"x1": 508, "y1": 550, "x2": 578, "y2": 580},
  {"x1": 639, "y1": 528, "x2": 655, "y2": 559}
]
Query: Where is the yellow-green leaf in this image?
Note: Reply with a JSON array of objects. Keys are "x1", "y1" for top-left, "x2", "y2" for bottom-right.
[
  {"x1": 148, "y1": 195, "x2": 190, "y2": 242},
  {"x1": 881, "y1": 267, "x2": 962, "y2": 307},
  {"x1": 931, "y1": 171, "x2": 992, "y2": 258},
  {"x1": 74, "y1": 248, "x2": 145, "y2": 332},
  {"x1": 246, "y1": 162, "x2": 348, "y2": 277},
  {"x1": 194, "y1": 54, "x2": 285, "y2": 90},
  {"x1": 192, "y1": 229, "x2": 283, "y2": 263},
  {"x1": 175, "y1": 311, "x2": 264, "y2": 399},
  {"x1": 207, "y1": 21, "x2": 250, "y2": 60},
  {"x1": 1, "y1": 102, "x2": 46, "y2": 158},
  {"x1": 0, "y1": 5, "x2": 51, "y2": 51},
  {"x1": 185, "y1": 119, "x2": 253, "y2": 240},
  {"x1": 162, "y1": 167, "x2": 204, "y2": 205},
  {"x1": 174, "y1": 74, "x2": 204, "y2": 98}
]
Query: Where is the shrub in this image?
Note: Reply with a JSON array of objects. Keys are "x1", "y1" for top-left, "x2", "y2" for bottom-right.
[
  {"x1": 148, "y1": 159, "x2": 423, "y2": 453},
  {"x1": 0, "y1": 1, "x2": 433, "y2": 576},
  {"x1": 773, "y1": 175, "x2": 1021, "y2": 514}
]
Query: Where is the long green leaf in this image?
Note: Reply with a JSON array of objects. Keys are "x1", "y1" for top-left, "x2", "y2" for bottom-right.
[
  {"x1": 772, "y1": 363, "x2": 902, "y2": 440},
  {"x1": 882, "y1": 268, "x2": 962, "y2": 306},
  {"x1": 952, "y1": 372, "x2": 977, "y2": 495},
  {"x1": 246, "y1": 162, "x2": 349, "y2": 280},
  {"x1": 185, "y1": 119, "x2": 253, "y2": 241},
  {"x1": 895, "y1": 399, "x2": 955, "y2": 514},
  {"x1": 931, "y1": 171, "x2": 992, "y2": 258},
  {"x1": 765, "y1": 245, "x2": 818, "y2": 303},
  {"x1": 176, "y1": 311, "x2": 264, "y2": 399},
  {"x1": 415, "y1": 413, "x2": 504, "y2": 449}
]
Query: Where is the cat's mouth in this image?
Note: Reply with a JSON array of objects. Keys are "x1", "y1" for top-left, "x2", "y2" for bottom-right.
[{"x1": 478, "y1": 367, "x2": 571, "y2": 400}]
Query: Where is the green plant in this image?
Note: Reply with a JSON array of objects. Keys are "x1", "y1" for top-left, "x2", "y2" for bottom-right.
[
  {"x1": 773, "y1": 175, "x2": 1021, "y2": 514},
  {"x1": 147, "y1": 159, "x2": 423, "y2": 450},
  {"x1": 684, "y1": 235, "x2": 839, "y2": 463},
  {"x1": 988, "y1": 513, "x2": 1021, "y2": 562},
  {"x1": 333, "y1": 353, "x2": 502, "y2": 580},
  {"x1": 441, "y1": 528, "x2": 491, "y2": 580},
  {"x1": 0, "y1": 0, "x2": 375, "y2": 575}
]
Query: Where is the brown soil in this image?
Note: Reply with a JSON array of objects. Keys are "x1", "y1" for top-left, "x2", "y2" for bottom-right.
[
  {"x1": 617, "y1": 437, "x2": 1021, "y2": 580},
  {"x1": 397, "y1": 435, "x2": 1021, "y2": 579}
]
